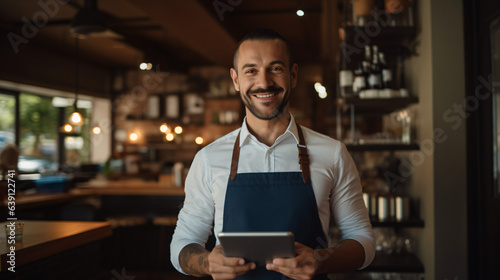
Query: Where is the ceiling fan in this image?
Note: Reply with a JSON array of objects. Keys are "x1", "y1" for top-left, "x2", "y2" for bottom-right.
[{"x1": 46, "y1": 0, "x2": 162, "y2": 38}]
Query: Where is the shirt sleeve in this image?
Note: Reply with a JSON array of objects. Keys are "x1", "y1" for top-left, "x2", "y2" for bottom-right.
[
  {"x1": 170, "y1": 149, "x2": 215, "y2": 275},
  {"x1": 330, "y1": 143, "x2": 375, "y2": 269}
]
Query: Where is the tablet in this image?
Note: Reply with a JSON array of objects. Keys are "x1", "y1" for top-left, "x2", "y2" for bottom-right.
[{"x1": 218, "y1": 232, "x2": 295, "y2": 266}]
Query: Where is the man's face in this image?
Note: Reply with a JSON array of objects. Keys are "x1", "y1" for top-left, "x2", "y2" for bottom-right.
[{"x1": 230, "y1": 39, "x2": 298, "y2": 120}]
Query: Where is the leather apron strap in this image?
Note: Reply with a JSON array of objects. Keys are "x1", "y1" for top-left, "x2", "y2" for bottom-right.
[
  {"x1": 296, "y1": 123, "x2": 310, "y2": 183},
  {"x1": 230, "y1": 133, "x2": 240, "y2": 181},
  {"x1": 230, "y1": 122, "x2": 310, "y2": 183}
]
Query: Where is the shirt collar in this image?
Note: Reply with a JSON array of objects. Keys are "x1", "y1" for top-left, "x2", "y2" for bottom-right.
[{"x1": 238, "y1": 113, "x2": 301, "y2": 147}]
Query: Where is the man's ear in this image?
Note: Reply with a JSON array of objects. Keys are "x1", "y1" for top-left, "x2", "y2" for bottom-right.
[
  {"x1": 291, "y1": 63, "x2": 298, "y2": 88},
  {"x1": 230, "y1": 68, "x2": 240, "y2": 92}
]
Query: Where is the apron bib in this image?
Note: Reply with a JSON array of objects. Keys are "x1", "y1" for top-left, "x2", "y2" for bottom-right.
[{"x1": 222, "y1": 123, "x2": 328, "y2": 280}]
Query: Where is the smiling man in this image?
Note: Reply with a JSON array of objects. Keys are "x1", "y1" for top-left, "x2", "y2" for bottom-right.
[{"x1": 171, "y1": 28, "x2": 375, "y2": 280}]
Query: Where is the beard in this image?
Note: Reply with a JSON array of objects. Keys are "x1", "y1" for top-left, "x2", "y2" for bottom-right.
[{"x1": 241, "y1": 86, "x2": 290, "y2": 120}]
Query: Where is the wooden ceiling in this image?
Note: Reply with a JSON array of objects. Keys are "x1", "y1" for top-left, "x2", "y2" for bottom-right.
[{"x1": 0, "y1": 0, "x2": 327, "y2": 72}]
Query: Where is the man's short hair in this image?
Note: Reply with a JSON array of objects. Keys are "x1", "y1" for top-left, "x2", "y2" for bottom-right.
[{"x1": 233, "y1": 28, "x2": 294, "y2": 71}]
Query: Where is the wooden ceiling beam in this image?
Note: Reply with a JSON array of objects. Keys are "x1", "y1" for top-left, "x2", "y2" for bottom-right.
[{"x1": 127, "y1": 0, "x2": 237, "y2": 67}]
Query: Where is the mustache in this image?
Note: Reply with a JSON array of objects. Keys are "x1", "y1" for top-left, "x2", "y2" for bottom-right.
[{"x1": 247, "y1": 86, "x2": 284, "y2": 95}]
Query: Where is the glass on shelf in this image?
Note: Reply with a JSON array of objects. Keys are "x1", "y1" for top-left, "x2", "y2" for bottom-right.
[
  {"x1": 374, "y1": 228, "x2": 416, "y2": 256},
  {"x1": 344, "y1": 132, "x2": 404, "y2": 145}
]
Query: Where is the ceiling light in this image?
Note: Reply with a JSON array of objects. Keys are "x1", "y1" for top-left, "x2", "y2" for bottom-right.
[
  {"x1": 70, "y1": 37, "x2": 84, "y2": 127},
  {"x1": 317, "y1": 86, "x2": 327, "y2": 99},
  {"x1": 70, "y1": 111, "x2": 84, "y2": 126},
  {"x1": 129, "y1": 132, "x2": 138, "y2": 142},
  {"x1": 62, "y1": 124, "x2": 74, "y2": 133},
  {"x1": 92, "y1": 125, "x2": 101, "y2": 135},
  {"x1": 166, "y1": 133, "x2": 174, "y2": 141},
  {"x1": 174, "y1": 126, "x2": 183, "y2": 134},
  {"x1": 159, "y1": 123, "x2": 169, "y2": 133},
  {"x1": 314, "y1": 82, "x2": 323, "y2": 92},
  {"x1": 314, "y1": 82, "x2": 327, "y2": 99},
  {"x1": 139, "y1": 62, "x2": 153, "y2": 71},
  {"x1": 296, "y1": 9, "x2": 305, "y2": 17}
]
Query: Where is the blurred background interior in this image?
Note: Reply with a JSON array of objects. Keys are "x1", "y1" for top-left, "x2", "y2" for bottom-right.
[{"x1": 0, "y1": 0, "x2": 498, "y2": 279}]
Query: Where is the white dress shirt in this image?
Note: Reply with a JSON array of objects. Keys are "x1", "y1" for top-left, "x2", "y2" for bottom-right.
[{"x1": 170, "y1": 114, "x2": 375, "y2": 274}]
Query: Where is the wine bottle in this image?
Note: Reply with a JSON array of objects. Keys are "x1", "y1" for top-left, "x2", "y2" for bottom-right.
[
  {"x1": 368, "y1": 45, "x2": 382, "y2": 89},
  {"x1": 379, "y1": 52, "x2": 393, "y2": 89},
  {"x1": 352, "y1": 63, "x2": 367, "y2": 97},
  {"x1": 363, "y1": 45, "x2": 372, "y2": 65},
  {"x1": 339, "y1": 70, "x2": 354, "y2": 97}
]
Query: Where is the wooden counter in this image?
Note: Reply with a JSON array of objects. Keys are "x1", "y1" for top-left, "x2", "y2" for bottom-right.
[
  {"x1": 75, "y1": 179, "x2": 185, "y2": 196},
  {"x1": 1, "y1": 191, "x2": 95, "y2": 211},
  {"x1": 0, "y1": 220, "x2": 112, "y2": 272},
  {"x1": 1, "y1": 179, "x2": 184, "y2": 212}
]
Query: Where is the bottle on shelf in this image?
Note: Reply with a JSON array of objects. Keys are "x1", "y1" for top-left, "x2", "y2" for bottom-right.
[
  {"x1": 377, "y1": 193, "x2": 392, "y2": 222},
  {"x1": 362, "y1": 60, "x2": 372, "y2": 87},
  {"x1": 363, "y1": 44, "x2": 372, "y2": 68},
  {"x1": 361, "y1": 45, "x2": 372, "y2": 94},
  {"x1": 352, "y1": 63, "x2": 367, "y2": 97},
  {"x1": 339, "y1": 69, "x2": 354, "y2": 97},
  {"x1": 368, "y1": 45, "x2": 383, "y2": 89},
  {"x1": 379, "y1": 52, "x2": 394, "y2": 89}
]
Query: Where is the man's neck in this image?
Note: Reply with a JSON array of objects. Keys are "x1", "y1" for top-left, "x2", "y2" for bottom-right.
[{"x1": 245, "y1": 111, "x2": 291, "y2": 147}]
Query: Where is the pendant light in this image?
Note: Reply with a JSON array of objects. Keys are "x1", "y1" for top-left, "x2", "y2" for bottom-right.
[{"x1": 70, "y1": 37, "x2": 83, "y2": 126}]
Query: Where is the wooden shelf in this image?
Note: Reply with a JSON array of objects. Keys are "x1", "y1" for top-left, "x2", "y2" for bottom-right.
[
  {"x1": 339, "y1": 96, "x2": 419, "y2": 114},
  {"x1": 371, "y1": 218, "x2": 425, "y2": 228},
  {"x1": 346, "y1": 143, "x2": 419, "y2": 151},
  {"x1": 364, "y1": 253, "x2": 424, "y2": 273},
  {"x1": 343, "y1": 26, "x2": 417, "y2": 47}
]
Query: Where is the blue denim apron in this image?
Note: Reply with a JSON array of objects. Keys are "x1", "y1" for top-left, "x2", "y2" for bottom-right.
[{"x1": 222, "y1": 123, "x2": 329, "y2": 280}]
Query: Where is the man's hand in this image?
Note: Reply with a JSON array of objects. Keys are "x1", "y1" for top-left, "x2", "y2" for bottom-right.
[
  {"x1": 266, "y1": 239, "x2": 366, "y2": 278},
  {"x1": 265, "y1": 242, "x2": 319, "y2": 280},
  {"x1": 207, "y1": 245, "x2": 256, "y2": 280},
  {"x1": 179, "y1": 244, "x2": 255, "y2": 279}
]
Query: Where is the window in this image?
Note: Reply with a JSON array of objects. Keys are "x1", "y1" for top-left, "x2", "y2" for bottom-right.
[
  {"x1": 0, "y1": 90, "x2": 96, "y2": 173},
  {"x1": 0, "y1": 93, "x2": 16, "y2": 151},
  {"x1": 19, "y1": 93, "x2": 58, "y2": 162}
]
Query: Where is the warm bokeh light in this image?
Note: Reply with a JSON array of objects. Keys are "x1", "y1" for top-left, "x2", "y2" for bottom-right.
[
  {"x1": 166, "y1": 133, "x2": 175, "y2": 141},
  {"x1": 314, "y1": 82, "x2": 327, "y2": 99},
  {"x1": 314, "y1": 82, "x2": 323, "y2": 92},
  {"x1": 63, "y1": 124, "x2": 73, "y2": 133},
  {"x1": 195, "y1": 136, "x2": 204, "y2": 145},
  {"x1": 160, "y1": 123, "x2": 169, "y2": 133},
  {"x1": 174, "y1": 126, "x2": 183, "y2": 134},
  {"x1": 139, "y1": 62, "x2": 153, "y2": 70},
  {"x1": 129, "y1": 132, "x2": 138, "y2": 142},
  {"x1": 70, "y1": 111, "x2": 83, "y2": 126},
  {"x1": 92, "y1": 126, "x2": 101, "y2": 135}
]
